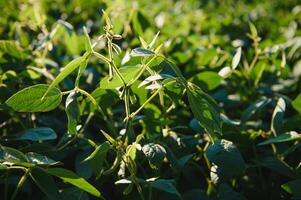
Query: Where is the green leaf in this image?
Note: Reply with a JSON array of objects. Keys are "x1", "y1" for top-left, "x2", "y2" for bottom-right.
[
  {"x1": 30, "y1": 167, "x2": 60, "y2": 200},
  {"x1": 206, "y1": 139, "x2": 246, "y2": 177},
  {"x1": 0, "y1": 40, "x2": 28, "y2": 59},
  {"x1": 130, "y1": 47, "x2": 155, "y2": 57},
  {"x1": 218, "y1": 183, "x2": 247, "y2": 200},
  {"x1": 0, "y1": 146, "x2": 28, "y2": 165},
  {"x1": 257, "y1": 156, "x2": 294, "y2": 178},
  {"x1": 281, "y1": 179, "x2": 301, "y2": 198},
  {"x1": 258, "y1": 132, "x2": 301, "y2": 146},
  {"x1": 16, "y1": 127, "x2": 57, "y2": 141},
  {"x1": 292, "y1": 93, "x2": 301, "y2": 113},
  {"x1": 142, "y1": 143, "x2": 166, "y2": 169},
  {"x1": 5, "y1": 84, "x2": 62, "y2": 112},
  {"x1": 65, "y1": 92, "x2": 81, "y2": 135},
  {"x1": 26, "y1": 152, "x2": 59, "y2": 166},
  {"x1": 250, "y1": 61, "x2": 266, "y2": 86},
  {"x1": 241, "y1": 96, "x2": 271, "y2": 122},
  {"x1": 187, "y1": 82, "x2": 222, "y2": 134},
  {"x1": 59, "y1": 187, "x2": 89, "y2": 200},
  {"x1": 151, "y1": 179, "x2": 181, "y2": 199},
  {"x1": 44, "y1": 56, "x2": 85, "y2": 96},
  {"x1": 84, "y1": 142, "x2": 111, "y2": 176},
  {"x1": 99, "y1": 66, "x2": 140, "y2": 89},
  {"x1": 83, "y1": 27, "x2": 92, "y2": 53},
  {"x1": 271, "y1": 98, "x2": 286, "y2": 134},
  {"x1": 190, "y1": 71, "x2": 222, "y2": 91},
  {"x1": 47, "y1": 168, "x2": 102, "y2": 198}
]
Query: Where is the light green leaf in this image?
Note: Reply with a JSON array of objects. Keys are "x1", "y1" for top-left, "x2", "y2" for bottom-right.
[
  {"x1": 292, "y1": 93, "x2": 301, "y2": 113},
  {"x1": 5, "y1": 84, "x2": 62, "y2": 112},
  {"x1": 187, "y1": 82, "x2": 222, "y2": 134},
  {"x1": 16, "y1": 127, "x2": 57, "y2": 141},
  {"x1": 44, "y1": 56, "x2": 85, "y2": 96},
  {"x1": 0, "y1": 40, "x2": 28, "y2": 59},
  {"x1": 99, "y1": 66, "x2": 140, "y2": 89},
  {"x1": 258, "y1": 132, "x2": 301, "y2": 146},
  {"x1": 206, "y1": 139, "x2": 246, "y2": 177},
  {"x1": 65, "y1": 92, "x2": 81, "y2": 135},
  {"x1": 47, "y1": 168, "x2": 102, "y2": 198},
  {"x1": 250, "y1": 61, "x2": 266, "y2": 86},
  {"x1": 190, "y1": 71, "x2": 222, "y2": 90}
]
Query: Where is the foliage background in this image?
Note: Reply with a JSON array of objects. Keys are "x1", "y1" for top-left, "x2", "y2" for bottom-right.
[{"x1": 0, "y1": 0, "x2": 301, "y2": 200}]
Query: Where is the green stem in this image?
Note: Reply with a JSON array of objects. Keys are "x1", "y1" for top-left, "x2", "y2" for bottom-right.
[{"x1": 11, "y1": 169, "x2": 30, "y2": 200}]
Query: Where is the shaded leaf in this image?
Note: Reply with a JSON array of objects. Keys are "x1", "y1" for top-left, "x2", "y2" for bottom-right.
[
  {"x1": 187, "y1": 83, "x2": 222, "y2": 134},
  {"x1": 47, "y1": 168, "x2": 102, "y2": 197},
  {"x1": 65, "y1": 92, "x2": 81, "y2": 135},
  {"x1": 16, "y1": 127, "x2": 57, "y2": 141},
  {"x1": 142, "y1": 143, "x2": 166, "y2": 169},
  {"x1": 281, "y1": 179, "x2": 301, "y2": 198}
]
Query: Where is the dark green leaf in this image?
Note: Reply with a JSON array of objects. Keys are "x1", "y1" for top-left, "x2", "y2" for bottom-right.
[
  {"x1": 187, "y1": 82, "x2": 222, "y2": 134},
  {"x1": 241, "y1": 96, "x2": 271, "y2": 122},
  {"x1": 151, "y1": 179, "x2": 181, "y2": 199},
  {"x1": 142, "y1": 143, "x2": 166, "y2": 169},
  {"x1": 65, "y1": 92, "x2": 81, "y2": 135},
  {"x1": 16, "y1": 127, "x2": 57, "y2": 141},
  {"x1": 190, "y1": 71, "x2": 222, "y2": 91},
  {"x1": 5, "y1": 84, "x2": 62, "y2": 112},
  {"x1": 271, "y1": 98, "x2": 286, "y2": 134},
  {"x1": 281, "y1": 179, "x2": 301, "y2": 198},
  {"x1": 26, "y1": 152, "x2": 59, "y2": 166},
  {"x1": 30, "y1": 167, "x2": 60, "y2": 200},
  {"x1": 206, "y1": 139, "x2": 246, "y2": 177}
]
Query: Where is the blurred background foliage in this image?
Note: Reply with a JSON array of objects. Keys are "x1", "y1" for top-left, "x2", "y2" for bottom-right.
[{"x1": 1, "y1": 0, "x2": 301, "y2": 200}]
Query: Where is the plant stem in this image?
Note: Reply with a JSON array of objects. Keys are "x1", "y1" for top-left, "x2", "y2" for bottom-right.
[{"x1": 10, "y1": 169, "x2": 30, "y2": 200}]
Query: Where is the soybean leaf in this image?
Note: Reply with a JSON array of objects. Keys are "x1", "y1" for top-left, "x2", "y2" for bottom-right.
[
  {"x1": 241, "y1": 96, "x2": 271, "y2": 122},
  {"x1": 182, "y1": 189, "x2": 208, "y2": 200},
  {"x1": 292, "y1": 93, "x2": 301, "y2": 113},
  {"x1": 26, "y1": 152, "x2": 59, "y2": 166},
  {"x1": 65, "y1": 92, "x2": 81, "y2": 135},
  {"x1": 258, "y1": 132, "x2": 301, "y2": 146},
  {"x1": 59, "y1": 187, "x2": 89, "y2": 200},
  {"x1": 250, "y1": 61, "x2": 266, "y2": 86},
  {"x1": 206, "y1": 139, "x2": 246, "y2": 177},
  {"x1": 187, "y1": 83, "x2": 222, "y2": 134},
  {"x1": 281, "y1": 179, "x2": 301, "y2": 198},
  {"x1": 84, "y1": 141, "x2": 111, "y2": 176},
  {"x1": 271, "y1": 98, "x2": 286, "y2": 134},
  {"x1": 256, "y1": 156, "x2": 294, "y2": 178},
  {"x1": 130, "y1": 47, "x2": 155, "y2": 57},
  {"x1": 83, "y1": 27, "x2": 92, "y2": 53},
  {"x1": 44, "y1": 56, "x2": 85, "y2": 96},
  {"x1": 30, "y1": 167, "x2": 60, "y2": 200},
  {"x1": 232, "y1": 47, "x2": 242, "y2": 70},
  {"x1": 16, "y1": 127, "x2": 57, "y2": 141},
  {"x1": 218, "y1": 66, "x2": 232, "y2": 78},
  {"x1": 142, "y1": 143, "x2": 166, "y2": 169},
  {"x1": 5, "y1": 84, "x2": 62, "y2": 112},
  {"x1": 99, "y1": 66, "x2": 140, "y2": 89},
  {"x1": 151, "y1": 179, "x2": 181, "y2": 199},
  {"x1": 0, "y1": 40, "x2": 28, "y2": 59},
  {"x1": 47, "y1": 168, "x2": 102, "y2": 198},
  {"x1": 218, "y1": 183, "x2": 247, "y2": 200},
  {"x1": 0, "y1": 146, "x2": 28, "y2": 165},
  {"x1": 190, "y1": 71, "x2": 222, "y2": 91}
]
